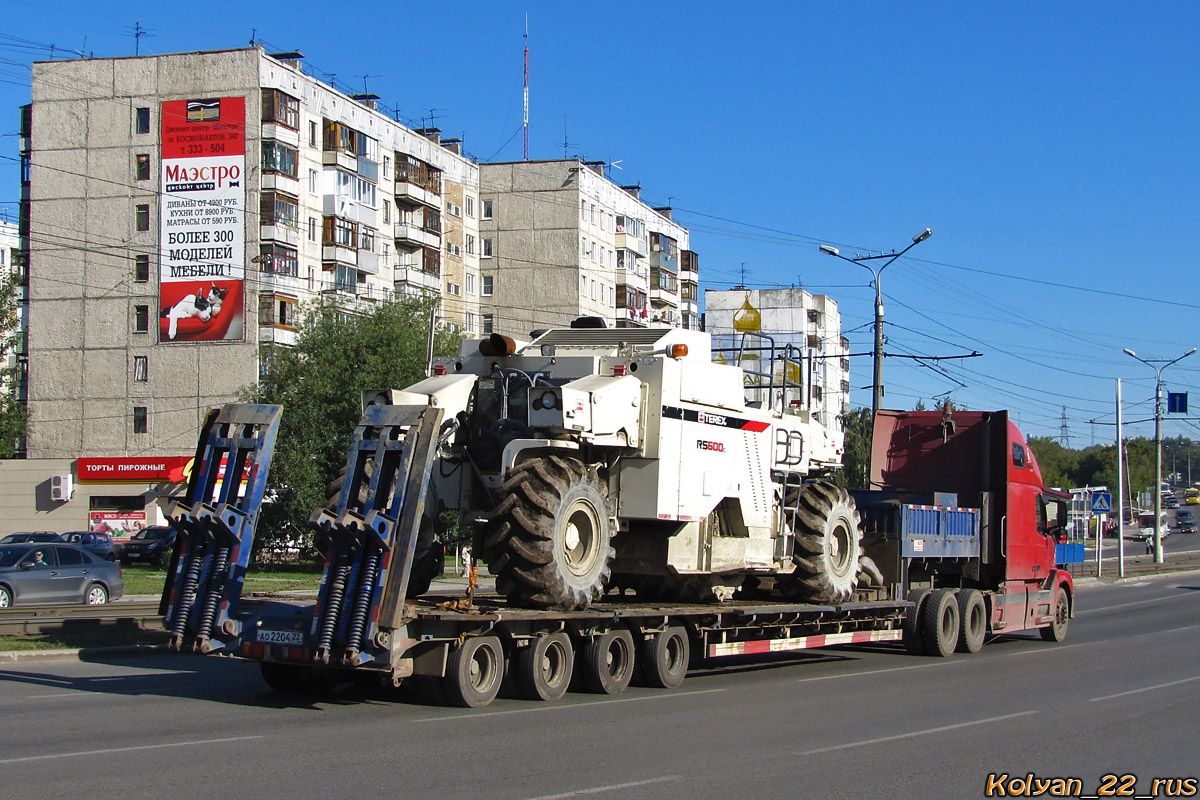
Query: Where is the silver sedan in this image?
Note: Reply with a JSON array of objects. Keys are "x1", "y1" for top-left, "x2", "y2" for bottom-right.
[{"x1": 0, "y1": 543, "x2": 125, "y2": 607}]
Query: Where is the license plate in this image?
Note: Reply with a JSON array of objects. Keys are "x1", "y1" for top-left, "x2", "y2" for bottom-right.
[{"x1": 257, "y1": 629, "x2": 304, "y2": 645}]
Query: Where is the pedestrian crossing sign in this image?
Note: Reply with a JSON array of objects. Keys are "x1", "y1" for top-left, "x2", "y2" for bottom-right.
[{"x1": 1091, "y1": 492, "x2": 1112, "y2": 513}]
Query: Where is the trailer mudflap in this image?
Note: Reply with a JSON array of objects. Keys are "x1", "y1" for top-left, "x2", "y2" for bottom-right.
[
  {"x1": 161, "y1": 404, "x2": 282, "y2": 653},
  {"x1": 307, "y1": 403, "x2": 446, "y2": 667}
]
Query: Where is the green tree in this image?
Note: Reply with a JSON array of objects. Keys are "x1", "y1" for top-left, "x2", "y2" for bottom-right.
[
  {"x1": 245, "y1": 296, "x2": 460, "y2": 554},
  {"x1": 1027, "y1": 436, "x2": 1080, "y2": 490},
  {"x1": 835, "y1": 407, "x2": 874, "y2": 489},
  {"x1": 0, "y1": 268, "x2": 26, "y2": 457}
]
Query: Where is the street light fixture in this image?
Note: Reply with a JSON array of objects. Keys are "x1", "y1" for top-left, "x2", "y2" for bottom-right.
[
  {"x1": 1123, "y1": 346, "x2": 1196, "y2": 563},
  {"x1": 820, "y1": 228, "x2": 933, "y2": 415}
]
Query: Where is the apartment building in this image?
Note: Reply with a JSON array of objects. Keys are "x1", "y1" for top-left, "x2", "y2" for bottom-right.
[
  {"x1": 11, "y1": 47, "x2": 479, "y2": 531},
  {"x1": 477, "y1": 160, "x2": 698, "y2": 338},
  {"x1": 704, "y1": 288, "x2": 850, "y2": 431},
  {"x1": 0, "y1": 218, "x2": 26, "y2": 413}
]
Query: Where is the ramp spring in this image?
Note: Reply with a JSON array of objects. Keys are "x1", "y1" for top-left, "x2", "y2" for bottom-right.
[
  {"x1": 171, "y1": 544, "x2": 207, "y2": 641},
  {"x1": 345, "y1": 546, "x2": 381, "y2": 653},
  {"x1": 315, "y1": 546, "x2": 352, "y2": 658},
  {"x1": 194, "y1": 545, "x2": 231, "y2": 639}
]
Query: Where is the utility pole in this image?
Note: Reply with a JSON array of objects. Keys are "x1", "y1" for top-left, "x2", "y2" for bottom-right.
[
  {"x1": 1123, "y1": 347, "x2": 1196, "y2": 563},
  {"x1": 819, "y1": 228, "x2": 932, "y2": 415}
]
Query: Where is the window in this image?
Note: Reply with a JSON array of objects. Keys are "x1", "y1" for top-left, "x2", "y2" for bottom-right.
[
  {"x1": 135, "y1": 153, "x2": 150, "y2": 181},
  {"x1": 383, "y1": 155, "x2": 391, "y2": 179},
  {"x1": 465, "y1": 196, "x2": 475, "y2": 218},
  {"x1": 134, "y1": 356, "x2": 148, "y2": 382},
  {"x1": 334, "y1": 265, "x2": 357, "y2": 291},
  {"x1": 260, "y1": 191, "x2": 299, "y2": 228},
  {"x1": 358, "y1": 226, "x2": 376, "y2": 253},
  {"x1": 446, "y1": 242, "x2": 462, "y2": 257},
  {"x1": 308, "y1": 217, "x2": 317, "y2": 242},
  {"x1": 259, "y1": 293, "x2": 298, "y2": 327},
  {"x1": 482, "y1": 238, "x2": 493, "y2": 258},
  {"x1": 261, "y1": 89, "x2": 300, "y2": 130},
  {"x1": 482, "y1": 313, "x2": 494, "y2": 334},
  {"x1": 133, "y1": 305, "x2": 149, "y2": 333},
  {"x1": 447, "y1": 282, "x2": 461, "y2": 297},
  {"x1": 482, "y1": 275, "x2": 493, "y2": 296},
  {"x1": 134, "y1": 254, "x2": 150, "y2": 283},
  {"x1": 323, "y1": 216, "x2": 358, "y2": 248},
  {"x1": 135, "y1": 107, "x2": 150, "y2": 134},
  {"x1": 465, "y1": 312, "x2": 476, "y2": 333},
  {"x1": 259, "y1": 243, "x2": 298, "y2": 276},
  {"x1": 446, "y1": 201, "x2": 462, "y2": 218},
  {"x1": 262, "y1": 141, "x2": 299, "y2": 178},
  {"x1": 135, "y1": 204, "x2": 150, "y2": 231},
  {"x1": 307, "y1": 267, "x2": 315, "y2": 291},
  {"x1": 383, "y1": 199, "x2": 390, "y2": 224},
  {"x1": 308, "y1": 169, "x2": 318, "y2": 194},
  {"x1": 580, "y1": 275, "x2": 587, "y2": 296},
  {"x1": 133, "y1": 406, "x2": 148, "y2": 434},
  {"x1": 481, "y1": 199, "x2": 493, "y2": 220},
  {"x1": 581, "y1": 200, "x2": 587, "y2": 221},
  {"x1": 309, "y1": 120, "x2": 318, "y2": 148},
  {"x1": 464, "y1": 234, "x2": 476, "y2": 255},
  {"x1": 465, "y1": 273, "x2": 475, "y2": 294},
  {"x1": 1012, "y1": 443, "x2": 1027, "y2": 469}
]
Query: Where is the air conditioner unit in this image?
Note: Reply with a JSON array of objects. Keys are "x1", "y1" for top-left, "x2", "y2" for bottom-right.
[{"x1": 50, "y1": 473, "x2": 73, "y2": 502}]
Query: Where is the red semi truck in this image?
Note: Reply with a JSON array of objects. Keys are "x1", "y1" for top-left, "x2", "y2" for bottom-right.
[{"x1": 160, "y1": 402, "x2": 1072, "y2": 707}]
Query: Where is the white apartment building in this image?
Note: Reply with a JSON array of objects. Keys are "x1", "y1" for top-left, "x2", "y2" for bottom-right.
[
  {"x1": 10, "y1": 46, "x2": 480, "y2": 532},
  {"x1": 478, "y1": 160, "x2": 699, "y2": 338},
  {"x1": 0, "y1": 218, "x2": 26, "y2": 415},
  {"x1": 704, "y1": 288, "x2": 850, "y2": 431}
]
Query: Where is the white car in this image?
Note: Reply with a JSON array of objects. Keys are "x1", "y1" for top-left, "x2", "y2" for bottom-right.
[{"x1": 1138, "y1": 526, "x2": 1170, "y2": 541}]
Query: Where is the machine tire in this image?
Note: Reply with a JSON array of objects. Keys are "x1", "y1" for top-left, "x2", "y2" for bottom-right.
[
  {"x1": 443, "y1": 635, "x2": 504, "y2": 708},
  {"x1": 1040, "y1": 586, "x2": 1070, "y2": 642},
  {"x1": 514, "y1": 632, "x2": 574, "y2": 702},
  {"x1": 921, "y1": 588, "x2": 960, "y2": 657},
  {"x1": 955, "y1": 589, "x2": 987, "y2": 654},
  {"x1": 0, "y1": 585, "x2": 11, "y2": 608},
  {"x1": 903, "y1": 589, "x2": 931, "y2": 655},
  {"x1": 789, "y1": 482, "x2": 863, "y2": 603},
  {"x1": 481, "y1": 456, "x2": 615, "y2": 610},
  {"x1": 85, "y1": 583, "x2": 109, "y2": 606},
  {"x1": 582, "y1": 628, "x2": 636, "y2": 695},
  {"x1": 641, "y1": 626, "x2": 690, "y2": 689}
]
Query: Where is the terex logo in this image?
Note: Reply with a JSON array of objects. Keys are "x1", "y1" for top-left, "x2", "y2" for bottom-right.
[
  {"x1": 165, "y1": 163, "x2": 242, "y2": 187},
  {"x1": 698, "y1": 412, "x2": 728, "y2": 426},
  {"x1": 696, "y1": 439, "x2": 726, "y2": 452}
]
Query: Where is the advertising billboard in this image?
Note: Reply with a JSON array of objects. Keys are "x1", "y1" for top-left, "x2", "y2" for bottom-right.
[{"x1": 159, "y1": 96, "x2": 246, "y2": 342}]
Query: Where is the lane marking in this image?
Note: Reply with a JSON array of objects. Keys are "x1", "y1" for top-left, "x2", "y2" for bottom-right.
[
  {"x1": 27, "y1": 693, "x2": 81, "y2": 699},
  {"x1": 410, "y1": 687, "x2": 727, "y2": 723},
  {"x1": 1080, "y1": 592, "x2": 1198, "y2": 615},
  {"x1": 0, "y1": 735, "x2": 263, "y2": 765},
  {"x1": 795, "y1": 711, "x2": 1038, "y2": 756},
  {"x1": 1004, "y1": 641, "x2": 1102, "y2": 657},
  {"x1": 525, "y1": 776, "x2": 680, "y2": 800},
  {"x1": 796, "y1": 660, "x2": 968, "y2": 682},
  {"x1": 1089, "y1": 675, "x2": 1200, "y2": 703}
]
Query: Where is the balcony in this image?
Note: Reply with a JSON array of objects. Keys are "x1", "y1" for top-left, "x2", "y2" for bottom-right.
[
  {"x1": 395, "y1": 222, "x2": 440, "y2": 249},
  {"x1": 615, "y1": 232, "x2": 648, "y2": 257},
  {"x1": 259, "y1": 326, "x2": 298, "y2": 347},
  {"x1": 323, "y1": 149, "x2": 357, "y2": 172},
  {"x1": 395, "y1": 267, "x2": 442, "y2": 293},
  {"x1": 261, "y1": 122, "x2": 300, "y2": 147},
  {"x1": 357, "y1": 247, "x2": 380, "y2": 276},
  {"x1": 258, "y1": 270, "x2": 302, "y2": 294},
  {"x1": 616, "y1": 306, "x2": 649, "y2": 327},
  {"x1": 322, "y1": 245, "x2": 358, "y2": 267},
  {"x1": 650, "y1": 249, "x2": 679, "y2": 274},
  {"x1": 261, "y1": 172, "x2": 300, "y2": 195},
  {"x1": 260, "y1": 224, "x2": 300, "y2": 246},
  {"x1": 395, "y1": 179, "x2": 440, "y2": 209}
]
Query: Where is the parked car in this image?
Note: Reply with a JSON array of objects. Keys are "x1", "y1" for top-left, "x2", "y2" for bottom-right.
[
  {"x1": 119, "y1": 526, "x2": 176, "y2": 566},
  {"x1": 56, "y1": 531, "x2": 117, "y2": 561},
  {"x1": 0, "y1": 543, "x2": 124, "y2": 607},
  {"x1": 0, "y1": 532, "x2": 60, "y2": 544}
]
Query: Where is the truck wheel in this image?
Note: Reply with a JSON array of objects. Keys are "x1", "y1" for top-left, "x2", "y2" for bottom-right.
[
  {"x1": 1040, "y1": 586, "x2": 1070, "y2": 642},
  {"x1": 903, "y1": 589, "x2": 931, "y2": 655},
  {"x1": 921, "y1": 589, "x2": 960, "y2": 657},
  {"x1": 790, "y1": 482, "x2": 863, "y2": 603},
  {"x1": 955, "y1": 589, "x2": 987, "y2": 654},
  {"x1": 641, "y1": 626, "x2": 690, "y2": 689},
  {"x1": 514, "y1": 632, "x2": 573, "y2": 702},
  {"x1": 443, "y1": 635, "x2": 505, "y2": 708},
  {"x1": 481, "y1": 456, "x2": 615, "y2": 610},
  {"x1": 582, "y1": 628, "x2": 636, "y2": 695}
]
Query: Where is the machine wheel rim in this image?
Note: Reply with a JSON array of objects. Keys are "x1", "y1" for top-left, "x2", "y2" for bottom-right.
[
  {"x1": 828, "y1": 518, "x2": 855, "y2": 578},
  {"x1": 562, "y1": 499, "x2": 601, "y2": 577}
]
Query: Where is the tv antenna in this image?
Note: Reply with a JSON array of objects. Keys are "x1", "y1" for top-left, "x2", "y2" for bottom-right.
[{"x1": 129, "y1": 22, "x2": 153, "y2": 56}]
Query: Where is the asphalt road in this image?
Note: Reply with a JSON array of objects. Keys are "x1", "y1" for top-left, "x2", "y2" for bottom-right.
[{"x1": 1, "y1": 575, "x2": 1197, "y2": 800}]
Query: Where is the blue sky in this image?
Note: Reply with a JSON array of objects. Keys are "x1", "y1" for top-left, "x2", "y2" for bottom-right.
[{"x1": 2, "y1": 1, "x2": 1197, "y2": 443}]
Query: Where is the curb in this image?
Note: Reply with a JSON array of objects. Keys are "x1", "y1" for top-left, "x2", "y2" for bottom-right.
[{"x1": 0, "y1": 643, "x2": 170, "y2": 665}]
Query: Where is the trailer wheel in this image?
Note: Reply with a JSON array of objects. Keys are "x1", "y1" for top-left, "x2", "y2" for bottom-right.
[
  {"x1": 1040, "y1": 586, "x2": 1070, "y2": 642},
  {"x1": 789, "y1": 482, "x2": 863, "y2": 603},
  {"x1": 903, "y1": 589, "x2": 931, "y2": 655},
  {"x1": 921, "y1": 589, "x2": 960, "y2": 657},
  {"x1": 582, "y1": 628, "x2": 636, "y2": 695},
  {"x1": 955, "y1": 589, "x2": 987, "y2": 654},
  {"x1": 444, "y1": 636, "x2": 505, "y2": 708},
  {"x1": 642, "y1": 626, "x2": 690, "y2": 689},
  {"x1": 481, "y1": 456, "x2": 615, "y2": 610},
  {"x1": 514, "y1": 632, "x2": 574, "y2": 702}
]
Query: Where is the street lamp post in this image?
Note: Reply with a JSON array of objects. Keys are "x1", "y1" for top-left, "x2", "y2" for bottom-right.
[
  {"x1": 820, "y1": 228, "x2": 932, "y2": 415},
  {"x1": 1123, "y1": 346, "x2": 1196, "y2": 563}
]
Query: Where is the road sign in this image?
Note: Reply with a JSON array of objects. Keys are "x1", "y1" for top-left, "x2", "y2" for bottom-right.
[
  {"x1": 1091, "y1": 492, "x2": 1112, "y2": 514},
  {"x1": 1168, "y1": 392, "x2": 1188, "y2": 414}
]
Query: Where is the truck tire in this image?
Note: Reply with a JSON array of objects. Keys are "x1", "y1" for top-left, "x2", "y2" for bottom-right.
[
  {"x1": 443, "y1": 635, "x2": 505, "y2": 708},
  {"x1": 514, "y1": 631, "x2": 574, "y2": 702},
  {"x1": 903, "y1": 589, "x2": 931, "y2": 655},
  {"x1": 921, "y1": 589, "x2": 960, "y2": 658},
  {"x1": 790, "y1": 482, "x2": 863, "y2": 603},
  {"x1": 481, "y1": 455, "x2": 615, "y2": 610},
  {"x1": 955, "y1": 588, "x2": 987, "y2": 654},
  {"x1": 641, "y1": 626, "x2": 690, "y2": 689},
  {"x1": 1040, "y1": 586, "x2": 1070, "y2": 642},
  {"x1": 582, "y1": 628, "x2": 636, "y2": 695}
]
